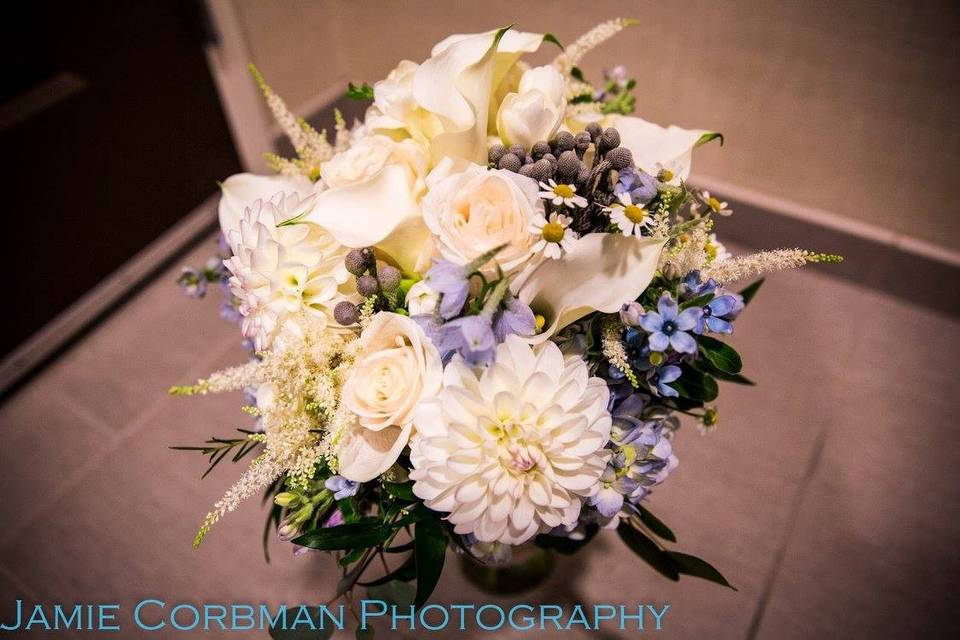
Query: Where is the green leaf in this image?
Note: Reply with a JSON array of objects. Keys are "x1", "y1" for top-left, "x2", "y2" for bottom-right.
[
  {"x1": 697, "y1": 335, "x2": 743, "y2": 374},
  {"x1": 293, "y1": 520, "x2": 389, "y2": 551},
  {"x1": 680, "y1": 292, "x2": 715, "y2": 310},
  {"x1": 697, "y1": 360, "x2": 756, "y2": 385},
  {"x1": 268, "y1": 608, "x2": 336, "y2": 640},
  {"x1": 617, "y1": 522, "x2": 679, "y2": 581},
  {"x1": 542, "y1": 32, "x2": 564, "y2": 50},
  {"x1": 413, "y1": 515, "x2": 448, "y2": 607},
  {"x1": 383, "y1": 482, "x2": 417, "y2": 502},
  {"x1": 739, "y1": 278, "x2": 765, "y2": 305},
  {"x1": 634, "y1": 505, "x2": 677, "y2": 543},
  {"x1": 570, "y1": 66, "x2": 586, "y2": 82},
  {"x1": 367, "y1": 579, "x2": 416, "y2": 608},
  {"x1": 665, "y1": 552, "x2": 737, "y2": 590},
  {"x1": 570, "y1": 93, "x2": 595, "y2": 104},
  {"x1": 384, "y1": 540, "x2": 415, "y2": 554},
  {"x1": 338, "y1": 497, "x2": 359, "y2": 522},
  {"x1": 360, "y1": 554, "x2": 417, "y2": 587},
  {"x1": 672, "y1": 365, "x2": 719, "y2": 402},
  {"x1": 535, "y1": 524, "x2": 599, "y2": 555},
  {"x1": 695, "y1": 132, "x2": 724, "y2": 147},
  {"x1": 346, "y1": 82, "x2": 374, "y2": 100}
]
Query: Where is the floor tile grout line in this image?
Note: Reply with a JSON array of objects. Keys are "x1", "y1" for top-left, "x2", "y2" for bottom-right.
[
  {"x1": 0, "y1": 336, "x2": 240, "y2": 551},
  {"x1": 744, "y1": 425, "x2": 828, "y2": 640},
  {"x1": 0, "y1": 560, "x2": 41, "y2": 601},
  {"x1": 50, "y1": 391, "x2": 116, "y2": 438}
]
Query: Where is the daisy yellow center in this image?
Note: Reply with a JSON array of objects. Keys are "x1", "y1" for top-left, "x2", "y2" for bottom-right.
[
  {"x1": 553, "y1": 184, "x2": 575, "y2": 198},
  {"x1": 624, "y1": 204, "x2": 647, "y2": 224},
  {"x1": 542, "y1": 222, "x2": 566, "y2": 243},
  {"x1": 708, "y1": 197, "x2": 722, "y2": 211}
]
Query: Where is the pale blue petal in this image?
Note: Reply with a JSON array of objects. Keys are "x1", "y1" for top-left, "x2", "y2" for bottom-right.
[
  {"x1": 648, "y1": 331, "x2": 669, "y2": 352},
  {"x1": 670, "y1": 331, "x2": 697, "y2": 354},
  {"x1": 675, "y1": 306, "x2": 703, "y2": 331},
  {"x1": 657, "y1": 293, "x2": 678, "y2": 320}
]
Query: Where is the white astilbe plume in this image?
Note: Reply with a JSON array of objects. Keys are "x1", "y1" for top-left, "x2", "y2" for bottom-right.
[
  {"x1": 701, "y1": 249, "x2": 843, "y2": 284},
  {"x1": 552, "y1": 18, "x2": 639, "y2": 75},
  {"x1": 249, "y1": 64, "x2": 335, "y2": 179},
  {"x1": 171, "y1": 321, "x2": 361, "y2": 547},
  {"x1": 659, "y1": 223, "x2": 711, "y2": 278}
]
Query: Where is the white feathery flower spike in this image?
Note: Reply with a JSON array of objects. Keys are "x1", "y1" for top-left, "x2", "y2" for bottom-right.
[{"x1": 409, "y1": 336, "x2": 612, "y2": 545}]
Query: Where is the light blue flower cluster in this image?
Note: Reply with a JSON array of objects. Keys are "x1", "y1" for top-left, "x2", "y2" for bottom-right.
[
  {"x1": 414, "y1": 256, "x2": 536, "y2": 366},
  {"x1": 587, "y1": 393, "x2": 678, "y2": 518}
]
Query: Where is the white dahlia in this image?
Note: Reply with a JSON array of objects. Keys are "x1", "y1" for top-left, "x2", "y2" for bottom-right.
[
  {"x1": 224, "y1": 191, "x2": 351, "y2": 350},
  {"x1": 409, "y1": 336, "x2": 612, "y2": 544}
]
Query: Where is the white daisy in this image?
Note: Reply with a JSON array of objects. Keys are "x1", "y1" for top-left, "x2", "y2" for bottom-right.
[
  {"x1": 699, "y1": 190, "x2": 732, "y2": 216},
  {"x1": 538, "y1": 179, "x2": 588, "y2": 208},
  {"x1": 604, "y1": 191, "x2": 651, "y2": 237},
  {"x1": 529, "y1": 212, "x2": 578, "y2": 259}
]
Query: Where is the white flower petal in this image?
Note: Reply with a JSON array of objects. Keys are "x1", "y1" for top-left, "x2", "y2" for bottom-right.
[
  {"x1": 218, "y1": 172, "x2": 312, "y2": 241},
  {"x1": 513, "y1": 233, "x2": 665, "y2": 341},
  {"x1": 611, "y1": 115, "x2": 712, "y2": 180},
  {"x1": 305, "y1": 164, "x2": 427, "y2": 273}
]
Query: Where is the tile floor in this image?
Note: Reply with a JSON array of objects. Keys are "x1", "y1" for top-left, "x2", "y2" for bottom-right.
[{"x1": 1, "y1": 206, "x2": 958, "y2": 639}]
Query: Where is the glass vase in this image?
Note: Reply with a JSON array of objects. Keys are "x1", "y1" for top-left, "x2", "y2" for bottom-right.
[{"x1": 459, "y1": 542, "x2": 555, "y2": 595}]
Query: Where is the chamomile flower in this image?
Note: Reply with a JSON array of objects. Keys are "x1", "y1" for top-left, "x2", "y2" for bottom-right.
[
  {"x1": 605, "y1": 191, "x2": 652, "y2": 237},
  {"x1": 530, "y1": 212, "x2": 578, "y2": 259},
  {"x1": 538, "y1": 179, "x2": 587, "y2": 208},
  {"x1": 698, "y1": 190, "x2": 732, "y2": 216}
]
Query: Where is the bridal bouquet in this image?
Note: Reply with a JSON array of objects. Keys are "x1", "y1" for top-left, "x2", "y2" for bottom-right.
[{"x1": 174, "y1": 19, "x2": 839, "y2": 608}]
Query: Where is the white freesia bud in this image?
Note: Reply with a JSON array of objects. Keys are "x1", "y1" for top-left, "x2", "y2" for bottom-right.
[
  {"x1": 496, "y1": 65, "x2": 567, "y2": 148},
  {"x1": 405, "y1": 280, "x2": 440, "y2": 316}
]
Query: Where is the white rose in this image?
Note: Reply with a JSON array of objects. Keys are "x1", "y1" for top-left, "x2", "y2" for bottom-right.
[
  {"x1": 337, "y1": 313, "x2": 442, "y2": 482},
  {"x1": 321, "y1": 134, "x2": 427, "y2": 194},
  {"x1": 421, "y1": 164, "x2": 542, "y2": 273},
  {"x1": 406, "y1": 280, "x2": 440, "y2": 316},
  {"x1": 496, "y1": 65, "x2": 567, "y2": 148}
]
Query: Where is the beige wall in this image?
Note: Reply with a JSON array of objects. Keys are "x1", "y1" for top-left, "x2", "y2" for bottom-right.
[{"x1": 227, "y1": 0, "x2": 960, "y2": 252}]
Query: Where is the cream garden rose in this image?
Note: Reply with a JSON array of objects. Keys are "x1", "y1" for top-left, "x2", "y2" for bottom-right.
[
  {"x1": 337, "y1": 313, "x2": 442, "y2": 482},
  {"x1": 496, "y1": 65, "x2": 567, "y2": 148},
  {"x1": 421, "y1": 164, "x2": 542, "y2": 273}
]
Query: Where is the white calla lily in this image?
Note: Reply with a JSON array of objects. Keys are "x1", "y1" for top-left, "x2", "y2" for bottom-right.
[
  {"x1": 611, "y1": 115, "x2": 714, "y2": 180},
  {"x1": 305, "y1": 163, "x2": 428, "y2": 275},
  {"x1": 512, "y1": 233, "x2": 665, "y2": 341},
  {"x1": 412, "y1": 28, "x2": 544, "y2": 164},
  {"x1": 217, "y1": 172, "x2": 312, "y2": 238}
]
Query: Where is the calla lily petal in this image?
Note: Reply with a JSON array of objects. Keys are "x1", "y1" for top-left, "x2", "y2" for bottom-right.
[
  {"x1": 611, "y1": 115, "x2": 712, "y2": 180},
  {"x1": 337, "y1": 421, "x2": 413, "y2": 483},
  {"x1": 513, "y1": 233, "x2": 665, "y2": 341},
  {"x1": 413, "y1": 29, "x2": 544, "y2": 165},
  {"x1": 218, "y1": 172, "x2": 312, "y2": 239},
  {"x1": 305, "y1": 164, "x2": 427, "y2": 274}
]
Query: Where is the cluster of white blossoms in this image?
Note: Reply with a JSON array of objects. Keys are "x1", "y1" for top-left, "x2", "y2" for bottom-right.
[
  {"x1": 409, "y1": 337, "x2": 611, "y2": 543},
  {"x1": 223, "y1": 190, "x2": 352, "y2": 350},
  {"x1": 177, "y1": 18, "x2": 834, "y2": 561}
]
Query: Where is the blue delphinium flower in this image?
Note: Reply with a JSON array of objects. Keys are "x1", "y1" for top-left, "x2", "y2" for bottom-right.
[
  {"x1": 177, "y1": 267, "x2": 207, "y2": 298},
  {"x1": 679, "y1": 270, "x2": 717, "y2": 299},
  {"x1": 695, "y1": 293, "x2": 743, "y2": 335},
  {"x1": 424, "y1": 259, "x2": 470, "y2": 319},
  {"x1": 492, "y1": 295, "x2": 536, "y2": 341},
  {"x1": 615, "y1": 167, "x2": 658, "y2": 205},
  {"x1": 439, "y1": 315, "x2": 496, "y2": 365},
  {"x1": 647, "y1": 364, "x2": 682, "y2": 397},
  {"x1": 639, "y1": 293, "x2": 702, "y2": 354},
  {"x1": 324, "y1": 475, "x2": 358, "y2": 501}
]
